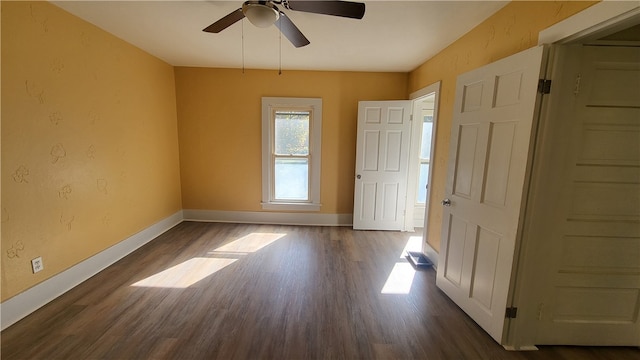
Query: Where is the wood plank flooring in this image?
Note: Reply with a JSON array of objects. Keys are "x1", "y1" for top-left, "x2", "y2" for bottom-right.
[{"x1": 2, "y1": 222, "x2": 638, "y2": 359}]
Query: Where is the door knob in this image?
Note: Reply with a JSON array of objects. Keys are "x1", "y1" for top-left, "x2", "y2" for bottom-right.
[
  {"x1": 441, "y1": 198, "x2": 451, "y2": 206},
  {"x1": 356, "y1": 174, "x2": 361, "y2": 179}
]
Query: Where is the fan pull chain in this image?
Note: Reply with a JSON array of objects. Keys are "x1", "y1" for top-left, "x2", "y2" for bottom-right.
[
  {"x1": 241, "y1": 19, "x2": 245, "y2": 74},
  {"x1": 278, "y1": 16, "x2": 282, "y2": 75}
]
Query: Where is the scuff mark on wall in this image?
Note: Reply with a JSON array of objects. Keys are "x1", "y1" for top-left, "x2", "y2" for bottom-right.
[
  {"x1": 80, "y1": 31, "x2": 91, "y2": 47},
  {"x1": 58, "y1": 185, "x2": 72, "y2": 200},
  {"x1": 25, "y1": 80, "x2": 46, "y2": 104},
  {"x1": 50, "y1": 58, "x2": 64, "y2": 74},
  {"x1": 29, "y1": 3, "x2": 49, "y2": 32},
  {"x1": 50, "y1": 143, "x2": 66, "y2": 164},
  {"x1": 504, "y1": 14, "x2": 516, "y2": 37},
  {"x1": 6, "y1": 241, "x2": 25, "y2": 259},
  {"x1": 87, "y1": 145, "x2": 96, "y2": 159},
  {"x1": 88, "y1": 111, "x2": 99, "y2": 125},
  {"x1": 49, "y1": 112, "x2": 62, "y2": 125},
  {"x1": 60, "y1": 212, "x2": 75, "y2": 231},
  {"x1": 102, "y1": 213, "x2": 112, "y2": 226},
  {"x1": 97, "y1": 178, "x2": 109, "y2": 195},
  {"x1": 12, "y1": 166, "x2": 30, "y2": 184},
  {"x1": 484, "y1": 25, "x2": 496, "y2": 49},
  {"x1": 521, "y1": 32, "x2": 533, "y2": 50}
]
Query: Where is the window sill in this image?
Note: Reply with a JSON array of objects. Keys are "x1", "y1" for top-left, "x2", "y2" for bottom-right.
[{"x1": 261, "y1": 202, "x2": 321, "y2": 212}]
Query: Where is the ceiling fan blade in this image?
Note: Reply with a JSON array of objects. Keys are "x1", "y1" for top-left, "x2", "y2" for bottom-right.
[
  {"x1": 275, "y1": 12, "x2": 310, "y2": 48},
  {"x1": 203, "y1": 8, "x2": 245, "y2": 33},
  {"x1": 286, "y1": 1, "x2": 365, "y2": 19}
]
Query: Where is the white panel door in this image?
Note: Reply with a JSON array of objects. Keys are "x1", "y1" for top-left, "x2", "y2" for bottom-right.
[
  {"x1": 533, "y1": 45, "x2": 640, "y2": 345},
  {"x1": 353, "y1": 101, "x2": 412, "y2": 230},
  {"x1": 436, "y1": 46, "x2": 546, "y2": 343}
]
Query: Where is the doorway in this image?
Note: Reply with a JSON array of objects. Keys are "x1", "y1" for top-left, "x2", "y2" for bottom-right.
[
  {"x1": 353, "y1": 83, "x2": 440, "y2": 232},
  {"x1": 507, "y1": 3, "x2": 640, "y2": 348},
  {"x1": 406, "y1": 82, "x2": 440, "y2": 234}
]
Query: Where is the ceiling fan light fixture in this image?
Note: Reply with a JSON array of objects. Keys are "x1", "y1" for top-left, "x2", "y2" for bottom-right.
[{"x1": 243, "y1": 1, "x2": 280, "y2": 28}]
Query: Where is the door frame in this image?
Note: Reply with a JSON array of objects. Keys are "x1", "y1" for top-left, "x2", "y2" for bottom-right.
[
  {"x1": 405, "y1": 82, "x2": 441, "y2": 233},
  {"x1": 506, "y1": 2, "x2": 640, "y2": 350}
]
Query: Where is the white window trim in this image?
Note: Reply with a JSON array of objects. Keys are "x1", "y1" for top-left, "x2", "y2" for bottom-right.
[{"x1": 261, "y1": 97, "x2": 322, "y2": 211}]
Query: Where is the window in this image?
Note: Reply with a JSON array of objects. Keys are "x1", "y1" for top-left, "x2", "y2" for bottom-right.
[
  {"x1": 417, "y1": 112, "x2": 433, "y2": 204},
  {"x1": 261, "y1": 97, "x2": 322, "y2": 211}
]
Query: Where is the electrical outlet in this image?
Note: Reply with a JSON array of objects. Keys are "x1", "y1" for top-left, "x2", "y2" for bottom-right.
[{"x1": 31, "y1": 257, "x2": 44, "y2": 274}]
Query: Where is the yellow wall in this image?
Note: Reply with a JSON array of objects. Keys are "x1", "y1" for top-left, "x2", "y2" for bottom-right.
[
  {"x1": 1, "y1": 2, "x2": 182, "y2": 300},
  {"x1": 408, "y1": 1, "x2": 597, "y2": 252},
  {"x1": 175, "y1": 68, "x2": 407, "y2": 214}
]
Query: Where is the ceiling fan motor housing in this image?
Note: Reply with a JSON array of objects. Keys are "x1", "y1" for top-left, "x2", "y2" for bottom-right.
[{"x1": 242, "y1": 1, "x2": 280, "y2": 28}]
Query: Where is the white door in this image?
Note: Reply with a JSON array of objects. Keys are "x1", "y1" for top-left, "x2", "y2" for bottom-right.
[
  {"x1": 436, "y1": 46, "x2": 547, "y2": 343},
  {"x1": 532, "y1": 45, "x2": 640, "y2": 345},
  {"x1": 353, "y1": 101, "x2": 412, "y2": 230}
]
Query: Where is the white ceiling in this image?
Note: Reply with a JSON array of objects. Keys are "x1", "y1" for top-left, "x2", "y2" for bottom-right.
[{"x1": 52, "y1": 0, "x2": 508, "y2": 72}]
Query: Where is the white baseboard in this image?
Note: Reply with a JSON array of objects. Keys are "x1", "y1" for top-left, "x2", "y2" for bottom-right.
[
  {"x1": 503, "y1": 345, "x2": 539, "y2": 351},
  {"x1": 0, "y1": 210, "x2": 184, "y2": 331},
  {"x1": 422, "y1": 241, "x2": 439, "y2": 270},
  {"x1": 183, "y1": 209, "x2": 353, "y2": 227}
]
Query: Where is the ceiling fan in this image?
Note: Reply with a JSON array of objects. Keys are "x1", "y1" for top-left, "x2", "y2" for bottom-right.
[{"x1": 202, "y1": 1, "x2": 366, "y2": 48}]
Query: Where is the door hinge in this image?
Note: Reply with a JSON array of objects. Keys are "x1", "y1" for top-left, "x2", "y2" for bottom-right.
[
  {"x1": 409, "y1": 114, "x2": 413, "y2": 122},
  {"x1": 573, "y1": 74, "x2": 582, "y2": 95},
  {"x1": 537, "y1": 303, "x2": 544, "y2": 320},
  {"x1": 538, "y1": 79, "x2": 552, "y2": 94},
  {"x1": 505, "y1": 307, "x2": 518, "y2": 319}
]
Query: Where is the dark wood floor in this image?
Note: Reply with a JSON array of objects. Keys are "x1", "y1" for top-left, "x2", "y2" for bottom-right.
[{"x1": 2, "y1": 222, "x2": 638, "y2": 359}]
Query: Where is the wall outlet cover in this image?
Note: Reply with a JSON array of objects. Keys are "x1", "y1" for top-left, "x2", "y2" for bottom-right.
[{"x1": 31, "y1": 257, "x2": 44, "y2": 274}]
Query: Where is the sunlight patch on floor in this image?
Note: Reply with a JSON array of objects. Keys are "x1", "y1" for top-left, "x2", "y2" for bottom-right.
[
  {"x1": 381, "y1": 262, "x2": 416, "y2": 294},
  {"x1": 131, "y1": 257, "x2": 237, "y2": 288},
  {"x1": 400, "y1": 236, "x2": 423, "y2": 259},
  {"x1": 209, "y1": 232, "x2": 286, "y2": 255},
  {"x1": 131, "y1": 232, "x2": 286, "y2": 288},
  {"x1": 381, "y1": 235, "x2": 423, "y2": 294}
]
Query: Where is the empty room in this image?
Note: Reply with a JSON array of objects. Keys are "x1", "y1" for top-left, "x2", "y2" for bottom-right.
[{"x1": 2, "y1": 1, "x2": 639, "y2": 359}]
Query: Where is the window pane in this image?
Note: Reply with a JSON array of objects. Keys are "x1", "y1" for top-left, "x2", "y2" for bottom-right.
[
  {"x1": 275, "y1": 111, "x2": 309, "y2": 155},
  {"x1": 275, "y1": 158, "x2": 309, "y2": 200},
  {"x1": 417, "y1": 163, "x2": 430, "y2": 204},
  {"x1": 420, "y1": 118, "x2": 433, "y2": 160}
]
